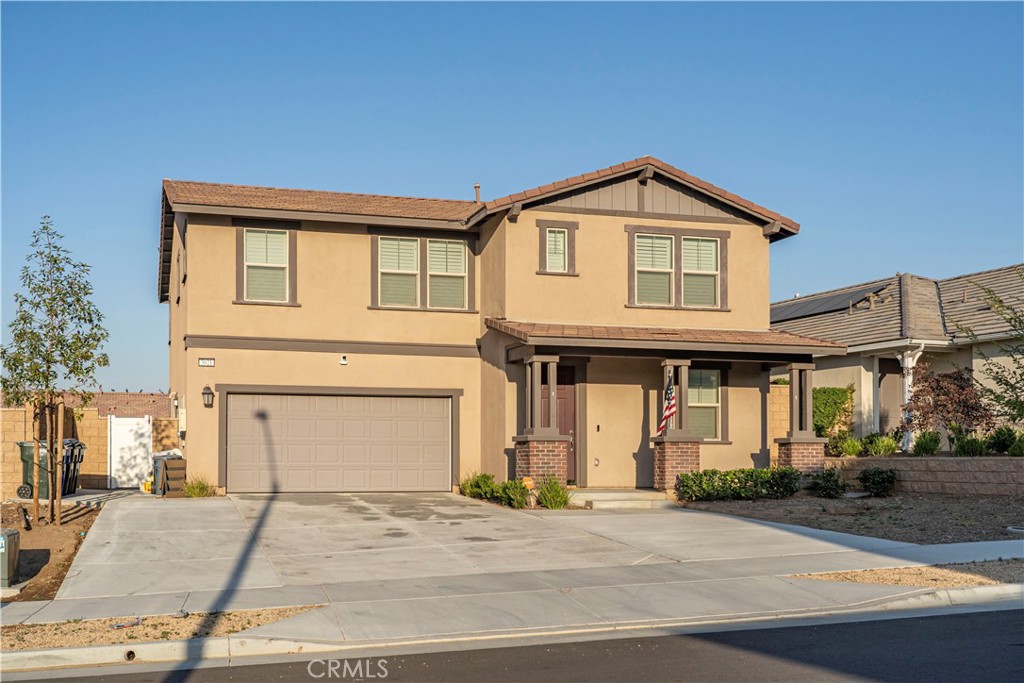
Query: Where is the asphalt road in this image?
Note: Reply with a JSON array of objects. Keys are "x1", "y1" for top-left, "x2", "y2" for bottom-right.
[{"x1": 43, "y1": 610, "x2": 1024, "y2": 683}]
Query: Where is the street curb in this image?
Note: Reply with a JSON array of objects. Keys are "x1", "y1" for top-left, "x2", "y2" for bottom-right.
[{"x1": 3, "y1": 583, "x2": 1022, "y2": 673}]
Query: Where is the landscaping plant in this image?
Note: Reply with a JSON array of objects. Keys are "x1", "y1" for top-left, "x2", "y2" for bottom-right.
[
  {"x1": 812, "y1": 385, "x2": 855, "y2": 438},
  {"x1": 810, "y1": 468, "x2": 848, "y2": 498},
  {"x1": 495, "y1": 479, "x2": 529, "y2": 509},
  {"x1": 857, "y1": 467, "x2": 898, "y2": 497},
  {"x1": 675, "y1": 467, "x2": 800, "y2": 502},
  {"x1": 986, "y1": 426, "x2": 1019, "y2": 454},
  {"x1": 1009, "y1": 436, "x2": 1024, "y2": 457},
  {"x1": 182, "y1": 476, "x2": 216, "y2": 498},
  {"x1": 536, "y1": 477, "x2": 573, "y2": 509},
  {"x1": 838, "y1": 436, "x2": 863, "y2": 457},
  {"x1": 460, "y1": 472, "x2": 498, "y2": 500},
  {"x1": 865, "y1": 435, "x2": 899, "y2": 456},
  {"x1": 911, "y1": 430, "x2": 942, "y2": 456},
  {"x1": 902, "y1": 364, "x2": 994, "y2": 451},
  {"x1": 954, "y1": 436, "x2": 987, "y2": 457}
]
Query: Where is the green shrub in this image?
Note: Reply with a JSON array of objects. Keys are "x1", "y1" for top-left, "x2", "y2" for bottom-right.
[
  {"x1": 182, "y1": 476, "x2": 215, "y2": 498},
  {"x1": 536, "y1": 477, "x2": 573, "y2": 509},
  {"x1": 675, "y1": 467, "x2": 801, "y2": 501},
  {"x1": 954, "y1": 436, "x2": 987, "y2": 457},
  {"x1": 810, "y1": 468, "x2": 848, "y2": 498},
  {"x1": 495, "y1": 480, "x2": 529, "y2": 509},
  {"x1": 837, "y1": 437, "x2": 863, "y2": 457},
  {"x1": 1009, "y1": 436, "x2": 1024, "y2": 457},
  {"x1": 812, "y1": 385, "x2": 855, "y2": 438},
  {"x1": 460, "y1": 472, "x2": 498, "y2": 500},
  {"x1": 865, "y1": 435, "x2": 899, "y2": 456},
  {"x1": 911, "y1": 430, "x2": 942, "y2": 456},
  {"x1": 827, "y1": 429, "x2": 851, "y2": 456},
  {"x1": 987, "y1": 426, "x2": 1019, "y2": 454},
  {"x1": 857, "y1": 467, "x2": 897, "y2": 497}
]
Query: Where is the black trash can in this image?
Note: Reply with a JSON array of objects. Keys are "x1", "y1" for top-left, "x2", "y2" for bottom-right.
[
  {"x1": 17, "y1": 442, "x2": 50, "y2": 500},
  {"x1": 152, "y1": 452, "x2": 184, "y2": 496},
  {"x1": 61, "y1": 439, "x2": 84, "y2": 496}
]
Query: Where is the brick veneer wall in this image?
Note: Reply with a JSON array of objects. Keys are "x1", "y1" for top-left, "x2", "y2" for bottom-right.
[
  {"x1": 652, "y1": 440, "x2": 701, "y2": 491},
  {"x1": 827, "y1": 457, "x2": 1024, "y2": 495},
  {"x1": 776, "y1": 439, "x2": 826, "y2": 474},
  {"x1": 514, "y1": 439, "x2": 569, "y2": 483}
]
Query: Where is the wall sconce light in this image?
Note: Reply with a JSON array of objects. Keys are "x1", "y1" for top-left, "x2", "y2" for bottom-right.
[{"x1": 202, "y1": 385, "x2": 214, "y2": 409}]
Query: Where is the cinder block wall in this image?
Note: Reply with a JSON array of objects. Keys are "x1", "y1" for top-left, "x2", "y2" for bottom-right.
[
  {"x1": 827, "y1": 456, "x2": 1024, "y2": 495},
  {"x1": 768, "y1": 384, "x2": 790, "y2": 463}
]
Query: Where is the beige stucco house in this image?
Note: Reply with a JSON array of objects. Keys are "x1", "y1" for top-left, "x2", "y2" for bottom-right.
[
  {"x1": 771, "y1": 265, "x2": 1023, "y2": 443},
  {"x1": 159, "y1": 156, "x2": 842, "y2": 494}
]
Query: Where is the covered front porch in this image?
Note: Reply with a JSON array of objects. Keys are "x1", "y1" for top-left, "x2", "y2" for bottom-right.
[{"x1": 486, "y1": 319, "x2": 844, "y2": 490}]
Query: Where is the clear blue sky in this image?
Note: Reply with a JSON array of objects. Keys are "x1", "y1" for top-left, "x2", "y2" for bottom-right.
[{"x1": 3, "y1": 2, "x2": 1022, "y2": 391}]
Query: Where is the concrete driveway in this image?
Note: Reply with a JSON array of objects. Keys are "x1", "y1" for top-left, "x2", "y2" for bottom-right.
[{"x1": 57, "y1": 491, "x2": 908, "y2": 601}]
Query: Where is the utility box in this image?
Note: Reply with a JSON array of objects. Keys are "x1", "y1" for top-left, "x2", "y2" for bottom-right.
[{"x1": 1, "y1": 528, "x2": 21, "y2": 588}]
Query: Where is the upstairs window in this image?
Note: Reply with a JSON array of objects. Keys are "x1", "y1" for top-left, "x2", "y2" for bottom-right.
[
  {"x1": 687, "y1": 369, "x2": 721, "y2": 440},
  {"x1": 635, "y1": 234, "x2": 674, "y2": 305},
  {"x1": 244, "y1": 229, "x2": 288, "y2": 302},
  {"x1": 378, "y1": 237, "x2": 419, "y2": 307},
  {"x1": 682, "y1": 238, "x2": 719, "y2": 307},
  {"x1": 427, "y1": 239, "x2": 467, "y2": 309},
  {"x1": 545, "y1": 229, "x2": 568, "y2": 273}
]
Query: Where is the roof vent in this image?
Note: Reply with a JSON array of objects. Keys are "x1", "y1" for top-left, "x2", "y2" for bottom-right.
[{"x1": 474, "y1": 183, "x2": 481, "y2": 204}]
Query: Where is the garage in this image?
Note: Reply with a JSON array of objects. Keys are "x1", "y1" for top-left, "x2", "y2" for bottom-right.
[{"x1": 226, "y1": 393, "x2": 451, "y2": 493}]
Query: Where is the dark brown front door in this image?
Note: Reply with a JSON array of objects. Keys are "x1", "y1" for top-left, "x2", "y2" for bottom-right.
[{"x1": 541, "y1": 366, "x2": 576, "y2": 482}]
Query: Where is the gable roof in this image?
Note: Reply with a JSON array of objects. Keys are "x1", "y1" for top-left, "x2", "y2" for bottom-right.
[
  {"x1": 770, "y1": 264, "x2": 1022, "y2": 349},
  {"x1": 162, "y1": 179, "x2": 481, "y2": 223},
  {"x1": 485, "y1": 156, "x2": 800, "y2": 236}
]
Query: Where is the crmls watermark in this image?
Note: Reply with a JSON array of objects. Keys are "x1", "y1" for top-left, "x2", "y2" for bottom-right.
[{"x1": 308, "y1": 658, "x2": 389, "y2": 679}]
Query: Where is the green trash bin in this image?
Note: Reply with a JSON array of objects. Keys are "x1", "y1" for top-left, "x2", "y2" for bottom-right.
[{"x1": 17, "y1": 442, "x2": 51, "y2": 500}]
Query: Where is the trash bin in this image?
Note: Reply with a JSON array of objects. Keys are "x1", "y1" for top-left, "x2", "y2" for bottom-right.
[
  {"x1": 152, "y1": 451, "x2": 184, "y2": 496},
  {"x1": 17, "y1": 442, "x2": 50, "y2": 500},
  {"x1": 61, "y1": 439, "x2": 85, "y2": 496},
  {"x1": 1, "y1": 528, "x2": 20, "y2": 588}
]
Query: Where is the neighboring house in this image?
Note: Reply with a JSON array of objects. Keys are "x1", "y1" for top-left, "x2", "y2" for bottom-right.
[
  {"x1": 771, "y1": 264, "x2": 1022, "y2": 440},
  {"x1": 159, "y1": 156, "x2": 843, "y2": 494}
]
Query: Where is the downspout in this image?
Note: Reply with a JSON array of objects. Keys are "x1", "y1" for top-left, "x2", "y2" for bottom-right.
[{"x1": 899, "y1": 343, "x2": 926, "y2": 451}]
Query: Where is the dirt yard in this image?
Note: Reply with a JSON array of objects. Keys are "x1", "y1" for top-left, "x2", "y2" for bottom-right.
[
  {"x1": 794, "y1": 559, "x2": 1024, "y2": 588},
  {"x1": 0, "y1": 606, "x2": 316, "y2": 651},
  {"x1": 0, "y1": 502, "x2": 97, "y2": 602},
  {"x1": 683, "y1": 493, "x2": 1024, "y2": 544}
]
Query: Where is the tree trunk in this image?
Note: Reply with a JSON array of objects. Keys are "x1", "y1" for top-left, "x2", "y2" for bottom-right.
[
  {"x1": 55, "y1": 403, "x2": 64, "y2": 526},
  {"x1": 46, "y1": 401, "x2": 56, "y2": 523},
  {"x1": 32, "y1": 404, "x2": 40, "y2": 522}
]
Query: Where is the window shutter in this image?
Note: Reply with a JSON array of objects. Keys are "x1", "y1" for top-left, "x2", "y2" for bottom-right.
[
  {"x1": 546, "y1": 230, "x2": 567, "y2": 272},
  {"x1": 246, "y1": 266, "x2": 287, "y2": 301},
  {"x1": 636, "y1": 235, "x2": 672, "y2": 270},
  {"x1": 683, "y1": 274, "x2": 718, "y2": 307},
  {"x1": 636, "y1": 272, "x2": 672, "y2": 305}
]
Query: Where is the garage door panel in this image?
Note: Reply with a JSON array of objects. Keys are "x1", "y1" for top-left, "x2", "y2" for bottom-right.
[{"x1": 227, "y1": 394, "x2": 451, "y2": 493}]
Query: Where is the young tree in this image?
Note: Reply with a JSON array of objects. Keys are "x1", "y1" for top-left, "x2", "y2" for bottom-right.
[
  {"x1": 1, "y1": 217, "x2": 109, "y2": 524},
  {"x1": 902, "y1": 363, "x2": 994, "y2": 450},
  {"x1": 957, "y1": 267, "x2": 1024, "y2": 424}
]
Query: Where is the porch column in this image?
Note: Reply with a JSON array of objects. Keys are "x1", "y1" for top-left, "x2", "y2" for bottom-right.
[
  {"x1": 899, "y1": 345, "x2": 925, "y2": 451},
  {"x1": 653, "y1": 359, "x2": 699, "y2": 492},
  {"x1": 661, "y1": 359, "x2": 690, "y2": 436},
  {"x1": 531, "y1": 358, "x2": 543, "y2": 431},
  {"x1": 547, "y1": 359, "x2": 558, "y2": 431},
  {"x1": 776, "y1": 362, "x2": 826, "y2": 475},
  {"x1": 515, "y1": 354, "x2": 568, "y2": 483}
]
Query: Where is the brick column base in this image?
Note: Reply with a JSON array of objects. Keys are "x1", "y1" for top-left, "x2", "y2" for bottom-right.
[
  {"x1": 652, "y1": 438, "x2": 701, "y2": 491},
  {"x1": 513, "y1": 437, "x2": 569, "y2": 483},
  {"x1": 775, "y1": 438, "x2": 827, "y2": 474}
]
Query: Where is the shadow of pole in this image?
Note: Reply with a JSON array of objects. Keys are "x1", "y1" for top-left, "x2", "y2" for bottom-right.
[{"x1": 163, "y1": 408, "x2": 280, "y2": 683}]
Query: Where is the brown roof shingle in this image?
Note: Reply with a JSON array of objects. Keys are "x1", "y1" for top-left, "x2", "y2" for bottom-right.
[
  {"x1": 485, "y1": 156, "x2": 800, "y2": 233},
  {"x1": 486, "y1": 318, "x2": 842, "y2": 350},
  {"x1": 163, "y1": 179, "x2": 481, "y2": 223}
]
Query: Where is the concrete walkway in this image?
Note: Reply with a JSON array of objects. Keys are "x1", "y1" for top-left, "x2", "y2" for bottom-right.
[{"x1": 2, "y1": 493, "x2": 1021, "y2": 647}]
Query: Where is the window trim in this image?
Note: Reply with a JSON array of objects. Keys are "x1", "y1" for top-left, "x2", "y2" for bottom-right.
[
  {"x1": 369, "y1": 231, "x2": 477, "y2": 313},
  {"x1": 426, "y1": 238, "x2": 467, "y2": 310},
  {"x1": 624, "y1": 225, "x2": 730, "y2": 310},
  {"x1": 378, "y1": 236, "x2": 421, "y2": 309},
  {"x1": 687, "y1": 368, "x2": 722, "y2": 441},
  {"x1": 634, "y1": 233, "x2": 675, "y2": 306},
  {"x1": 537, "y1": 219, "x2": 578, "y2": 276},
  {"x1": 681, "y1": 237, "x2": 720, "y2": 309},
  {"x1": 233, "y1": 220, "x2": 300, "y2": 307}
]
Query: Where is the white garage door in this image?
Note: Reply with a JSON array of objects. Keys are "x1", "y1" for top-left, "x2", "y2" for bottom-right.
[{"x1": 227, "y1": 394, "x2": 451, "y2": 493}]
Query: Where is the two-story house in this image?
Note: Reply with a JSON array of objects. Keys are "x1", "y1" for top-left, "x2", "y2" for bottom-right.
[{"x1": 159, "y1": 156, "x2": 842, "y2": 494}]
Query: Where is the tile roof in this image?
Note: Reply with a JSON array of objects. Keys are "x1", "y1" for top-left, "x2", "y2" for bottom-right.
[
  {"x1": 163, "y1": 179, "x2": 481, "y2": 223},
  {"x1": 485, "y1": 156, "x2": 800, "y2": 233},
  {"x1": 2, "y1": 392, "x2": 172, "y2": 418},
  {"x1": 771, "y1": 264, "x2": 1022, "y2": 347},
  {"x1": 485, "y1": 318, "x2": 843, "y2": 350}
]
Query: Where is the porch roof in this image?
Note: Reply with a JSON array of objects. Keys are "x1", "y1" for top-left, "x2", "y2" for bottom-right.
[{"x1": 485, "y1": 318, "x2": 845, "y2": 356}]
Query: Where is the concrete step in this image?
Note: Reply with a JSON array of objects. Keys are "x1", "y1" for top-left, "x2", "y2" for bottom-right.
[
  {"x1": 585, "y1": 499, "x2": 678, "y2": 510},
  {"x1": 573, "y1": 489, "x2": 677, "y2": 510}
]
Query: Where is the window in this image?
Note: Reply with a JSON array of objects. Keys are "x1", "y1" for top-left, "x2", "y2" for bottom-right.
[
  {"x1": 635, "y1": 234, "x2": 674, "y2": 305},
  {"x1": 682, "y1": 238, "x2": 719, "y2": 307},
  {"x1": 546, "y1": 229, "x2": 568, "y2": 273},
  {"x1": 687, "y1": 369, "x2": 720, "y2": 440},
  {"x1": 379, "y1": 237, "x2": 419, "y2": 307},
  {"x1": 244, "y1": 229, "x2": 288, "y2": 302},
  {"x1": 427, "y1": 239, "x2": 467, "y2": 309}
]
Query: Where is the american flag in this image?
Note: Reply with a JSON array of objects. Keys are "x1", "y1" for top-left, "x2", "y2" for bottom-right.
[{"x1": 658, "y1": 375, "x2": 677, "y2": 435}]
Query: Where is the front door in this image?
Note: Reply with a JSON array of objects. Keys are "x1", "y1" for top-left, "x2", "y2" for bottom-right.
[{"x1": 541, "y1": 366, "x2": 577, "y2": 482}]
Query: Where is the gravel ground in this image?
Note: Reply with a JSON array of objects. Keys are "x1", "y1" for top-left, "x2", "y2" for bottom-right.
[
  {"x1": 684, "y1": 493, "x2": 1024, "y2": 544},
  {"x1": 793, "y1": 559, "x2": 1024, "y2": 588},
  {"x1": 0, "y1": 503, "x2": 97, "y2": 602},
  {"x1": 0, "y1": 606, "x2": 316, "y2": 651}
]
